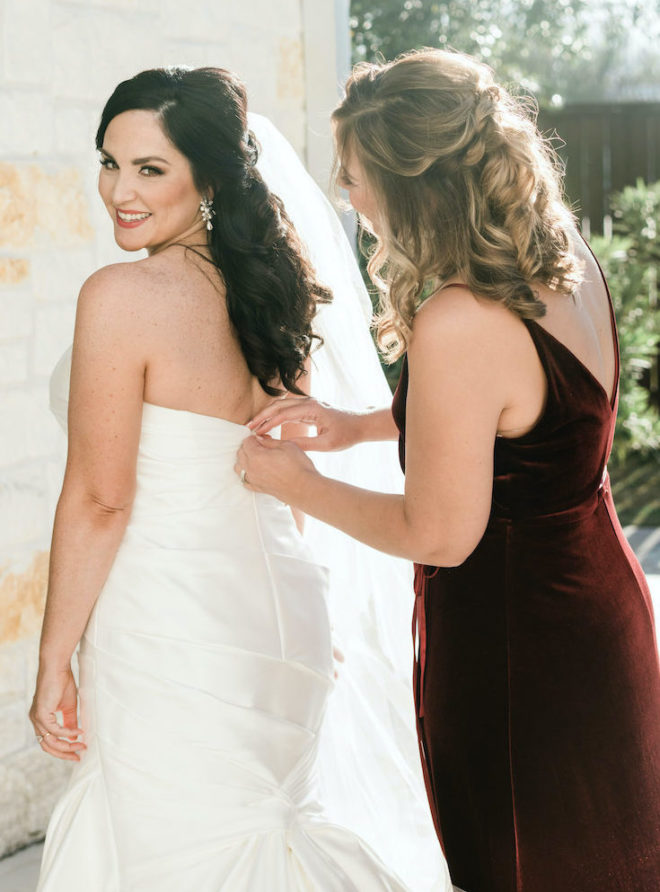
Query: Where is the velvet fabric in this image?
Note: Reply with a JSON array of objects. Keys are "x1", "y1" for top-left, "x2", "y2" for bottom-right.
[{"x1": 392, "y1": 293, "x2": 660, "y2": 891}]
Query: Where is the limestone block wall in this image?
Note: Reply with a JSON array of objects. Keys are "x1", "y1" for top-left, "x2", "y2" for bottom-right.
[{"x1": 0, "y1": 0, "x2": 342, "y2": 858}]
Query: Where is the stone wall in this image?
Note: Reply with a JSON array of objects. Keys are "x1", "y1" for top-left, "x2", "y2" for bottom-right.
[{"x1": 0, "y1": 0, "x2": 342, "y2": 858}]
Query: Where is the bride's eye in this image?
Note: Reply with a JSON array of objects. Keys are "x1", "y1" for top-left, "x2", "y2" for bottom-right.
[
  {"x1": 99, "y1": 156, "x2": 117, "y2": 170},
  {"x1": 139, "y1": 165, "x2": 163, "y2": 177}
]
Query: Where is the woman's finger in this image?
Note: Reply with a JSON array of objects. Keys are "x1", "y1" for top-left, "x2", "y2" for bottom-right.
[
  {"x1": 38, "y1": 729, "x2": 84, "y2": 750},
  {"x1": 248, "y1": 396, "x2": 311, "y2": 429},
  {"x1": 249, "y1": 396, "x2": 302, "y2": 424},
  {"x1": 31, "y1": 708, "x2": 83, "y2": 739},
  {"x1": 31, "y1": 705, "x2": 84, "y2": 749},
  {"x1": 38, "y1": 734, "x2": 83, "y2": 762},
  {"x1": 34, "y1": 720, "x2": 85, "y2": 747},
  {"x1": 34, "y1": 723, "x2": 86, "y2": 761},
  {"x1": 248, "y1": 402, "x2": 322, "y2": 434},
  {"x1": 275, "y1": 434, "x2": 331, "y2": 452},
  {"x1": 235, "y1": 442, "x2": 262, "y2": 491},
  {"x1": 249, "y1": 412, "x2": 316, "y2": 435}
]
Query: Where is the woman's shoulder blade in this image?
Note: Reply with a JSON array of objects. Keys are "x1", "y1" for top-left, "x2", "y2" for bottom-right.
[{"x1": 412, "y1": 285, "x2": 518, "y2": 354}]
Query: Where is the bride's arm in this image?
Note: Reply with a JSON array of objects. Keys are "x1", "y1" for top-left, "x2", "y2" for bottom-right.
[{"x1": 30, "y1": 266, "x2": 146, "y2": 760}]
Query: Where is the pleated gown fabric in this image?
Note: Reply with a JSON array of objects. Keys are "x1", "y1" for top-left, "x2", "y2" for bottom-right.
[
  {"x1": 37, "y1": 346, "x2": 408, "y2": 892},
  {"x1": 391, "y1": 286, "x2": 660, "y2": 892}
]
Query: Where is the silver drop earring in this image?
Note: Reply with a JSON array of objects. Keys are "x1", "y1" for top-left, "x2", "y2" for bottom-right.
[{"x1": 200, "y1": 196, "x2": 215, "y2": 231}]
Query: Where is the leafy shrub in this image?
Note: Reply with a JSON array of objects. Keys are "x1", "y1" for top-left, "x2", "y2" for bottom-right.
[{"x1": 591, "y1": 179, "x2": 660, "y2": 460}]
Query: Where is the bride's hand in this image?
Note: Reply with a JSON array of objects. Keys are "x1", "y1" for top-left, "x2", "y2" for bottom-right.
[
  {"x1": 248, "y1": 397, "x2": 363, "y2": 452},
  {"x1": 236, "y1": 435, "x2": 318, "y2": 503},
  {"x1": 29, "y1": 665, "x2": 86, "y2": 761}
]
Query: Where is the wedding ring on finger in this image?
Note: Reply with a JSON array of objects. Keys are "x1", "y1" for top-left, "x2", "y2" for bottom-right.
[{"x1": 240, "y1": 469, "x2": 248, "y2": 485}]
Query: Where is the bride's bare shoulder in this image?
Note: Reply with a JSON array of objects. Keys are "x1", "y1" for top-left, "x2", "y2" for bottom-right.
[
  {"x1": 78, "y1": 250, "x2": 212, "y2": 312},
  {"x1": 74, "y1": 259, "x2": 176, "y2": 348},
  {"x1": 79, "y1": 259, "x2": 156, "y2": 299},
  {"x1": 75, "y1": 250, "x2": 227, "y2": 363}
]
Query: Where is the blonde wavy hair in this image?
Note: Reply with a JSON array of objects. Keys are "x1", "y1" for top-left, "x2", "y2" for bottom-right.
[{"x1": 332, "y1": 49, "x2": 582, "y2": 360}]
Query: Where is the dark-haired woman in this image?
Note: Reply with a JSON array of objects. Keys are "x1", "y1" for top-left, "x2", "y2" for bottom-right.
[
  {"x1": 239, "y1": 49, "x2": 660, "y2": 891},
  {"x1": 28, "y1": 66, "x2": 434, "y2": 890}
]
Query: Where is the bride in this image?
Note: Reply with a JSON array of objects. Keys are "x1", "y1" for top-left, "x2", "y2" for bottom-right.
[{"x1": 29, "y1": 66, "x2": 451, "y2": 890}]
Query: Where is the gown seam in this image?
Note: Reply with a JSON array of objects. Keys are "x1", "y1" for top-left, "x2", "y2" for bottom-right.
[{"x1": 250, "y1": 490, "x2": 287, "y2": 660}]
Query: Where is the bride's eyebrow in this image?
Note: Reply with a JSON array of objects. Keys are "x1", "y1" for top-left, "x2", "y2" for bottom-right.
[
  {"x1": 99, "y1": 148, "x2": 171, "y2": 166},
  {"x1": 132, "y1": 155, "x2": 171, "y2": 166}
]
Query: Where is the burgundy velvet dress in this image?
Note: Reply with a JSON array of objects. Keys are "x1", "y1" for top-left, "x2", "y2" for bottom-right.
[{"x1": 391, "y1": 286, "x2": 660, "y2": 891}]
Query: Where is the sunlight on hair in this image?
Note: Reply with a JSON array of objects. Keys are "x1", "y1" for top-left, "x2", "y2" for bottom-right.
[{"x1": 333, "y1": 48, "x2": 582, "y2": 361}]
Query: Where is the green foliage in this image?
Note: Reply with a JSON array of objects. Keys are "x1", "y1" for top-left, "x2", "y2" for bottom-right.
[
  {"x1": 591, "y1": 180, "x2": 660, "y2": 459},
  {"x1": 349, "y1": 0, "x2": 660, "y2": 105},
  {"x1": 611, "y1": 178, "x2": 660, "y2": 264},
  {"x1": 350, "y1": 0, "x2": 588, "y2": 104},
  {"x1": 609, "y1": 448, "x2": 660, "y2": 525}
]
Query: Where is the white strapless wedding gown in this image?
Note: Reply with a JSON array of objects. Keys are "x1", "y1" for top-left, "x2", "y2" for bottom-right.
[{"x1": 37, "y1": 347, "x2": 410, "y2": 891}]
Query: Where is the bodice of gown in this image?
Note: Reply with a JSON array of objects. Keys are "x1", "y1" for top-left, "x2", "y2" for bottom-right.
[{"x1": 50, "y1": 345, "x2": 333, "y2": 684}]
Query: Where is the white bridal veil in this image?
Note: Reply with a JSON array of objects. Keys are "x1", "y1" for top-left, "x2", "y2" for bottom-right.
[{"x1": 249, "y1": 113, "x2": 452, "y2": 892}]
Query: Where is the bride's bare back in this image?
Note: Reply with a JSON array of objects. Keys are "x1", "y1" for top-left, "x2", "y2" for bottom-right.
[{"x1": 139, "y1": 246, "x2": 275, "y2": 425}]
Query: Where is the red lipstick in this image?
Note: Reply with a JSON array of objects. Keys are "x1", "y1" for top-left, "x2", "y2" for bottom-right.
[{"x1": 115, "y1": 209, "x2": 151, "y2": 229}]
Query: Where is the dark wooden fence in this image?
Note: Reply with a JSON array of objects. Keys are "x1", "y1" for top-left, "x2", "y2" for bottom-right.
[{"x1": 538, "y1": 102, "x2": 660, "y2": 237}]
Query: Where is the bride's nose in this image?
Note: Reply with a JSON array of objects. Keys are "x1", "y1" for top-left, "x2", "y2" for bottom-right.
[{"x1": 110, "y1": 173, "x2": 140, "y2": 206}]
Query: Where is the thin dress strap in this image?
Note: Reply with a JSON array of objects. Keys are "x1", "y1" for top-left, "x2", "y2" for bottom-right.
[{"x1": 578, "y1": 234, "x2": 620, "y2": 409}]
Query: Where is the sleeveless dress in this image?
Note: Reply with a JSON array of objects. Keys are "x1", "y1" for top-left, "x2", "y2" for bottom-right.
[
  {"x1": 37, "y1": 345, "x2": 409, "y2": 892},
  {"x1": 391, "y1": 286, "x2": 660, "y2": 892}
]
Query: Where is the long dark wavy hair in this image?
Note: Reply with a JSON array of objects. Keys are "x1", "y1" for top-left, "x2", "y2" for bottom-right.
[{"x1": 96, "y1": 66, "x2": 331, "y2": 395}]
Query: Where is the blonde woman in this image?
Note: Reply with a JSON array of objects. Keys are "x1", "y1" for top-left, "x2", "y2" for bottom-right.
[{"x1": 237, "y1": 49, "x2": 660, "y2": 891}]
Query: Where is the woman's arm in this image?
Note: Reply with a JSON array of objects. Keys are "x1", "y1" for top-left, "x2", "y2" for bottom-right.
[
  {"x1": 30, "y1": 265, "x2": 147, "y2": 759},
  {"x1": 238, "y1": 288, "x2": 509, "y2": 566}
]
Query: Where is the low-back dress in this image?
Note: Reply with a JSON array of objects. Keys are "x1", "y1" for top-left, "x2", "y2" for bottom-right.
[{"x1": 391, "y1": 280, "x2": 660, "y2": 891}]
